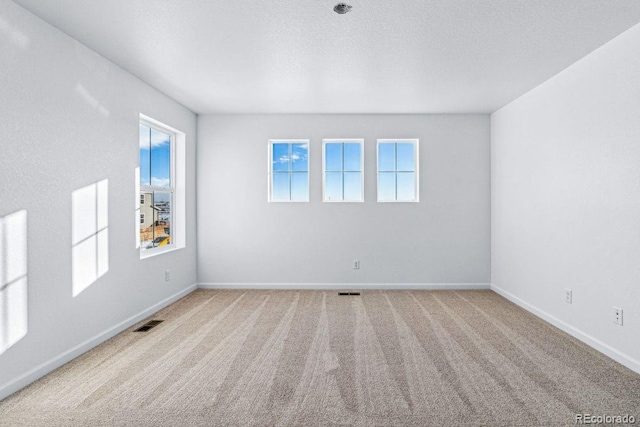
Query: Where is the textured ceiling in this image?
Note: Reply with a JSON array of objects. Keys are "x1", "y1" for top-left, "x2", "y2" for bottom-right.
[{"x1": 11, "y1": 0, "x2": 640, "y2": 114}]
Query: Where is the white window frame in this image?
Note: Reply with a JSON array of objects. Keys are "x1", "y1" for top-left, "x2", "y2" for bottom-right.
[
  {"x1": 140, "y1": 213, "x2": 145, "y2": 224},
  {"x1": 376, "y1": 139, "x2": 419, "y2": 203},
  {"x1": 322, "y1": 139, "x2": 364, "y2": 203},
  {"x1": 268, "y1": 139, "x2": 310, "y2": 202},
  {"x1": 140, "y1": 194, "x2": 145, "y2": 204},
  {"x1": 139, "y1": 116, "x2": 179, "y2": 258}
]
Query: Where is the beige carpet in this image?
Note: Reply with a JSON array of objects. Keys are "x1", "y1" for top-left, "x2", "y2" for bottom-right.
[{"x1": 1, "y1": 290, "x2": 639, "y2": 426}]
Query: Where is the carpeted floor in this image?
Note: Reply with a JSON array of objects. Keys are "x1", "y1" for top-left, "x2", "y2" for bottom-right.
[{"x1": 1, "y1": 290, "x2": 639, "y2": 426}]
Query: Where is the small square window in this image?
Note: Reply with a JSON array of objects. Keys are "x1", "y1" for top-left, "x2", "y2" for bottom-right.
[
  {"x1": 140, "y1": 194, "x2": 145, "y2": 204},
  {"x1": 323, "y1": 140, "x2": 363, "y2": 202},
  {"x1": 140, "y1": 213, "x2": 145, "y2": 224},
  {"x1": 377, "y1": 139, "x2": 419, "y2": 202},
  {"x1": 268, "y1": 140, "x2": 309, "y2": 202}
]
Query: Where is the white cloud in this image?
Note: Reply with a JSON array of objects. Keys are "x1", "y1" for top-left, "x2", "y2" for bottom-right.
[
  {"x1": 272, "y1": 143, "x2": 308, "y2": 165},
  {"x1": 275, "y1": 155, "x2": 289, "y2": 164},
  {"x1": 150, "y1": 177, "x2": 170, "y2": 187},
  {"x1": 140, "y1": 126, "x2": 170, "y2": 149},
  {"x1": 151, "y1": 131, "x2": 170, "y2": 147},
  {"x1": 292, "y1": 152, "x2": 308, "y2": 163},
  {"x1": 273, "y1": 153, "x2": 308, "y2": 164}
]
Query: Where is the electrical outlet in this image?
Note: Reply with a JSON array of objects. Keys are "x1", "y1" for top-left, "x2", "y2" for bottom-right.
[
  {"x1": 565, "y1": 289, "x2": 572, "y2": 304},
  {"x1": 165, "y1": 269, "x2": 171, "y2": 282},
  {"x1": 613, "y1": 307, "x2": 623, "y2": 326},
  {"x1": 353, "y1": 260, "x2": 360, "y2": 270}
]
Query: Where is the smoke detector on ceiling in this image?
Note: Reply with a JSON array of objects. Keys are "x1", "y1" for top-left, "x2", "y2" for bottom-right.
[{"x1": 334, "y1": 3, "x2": 352, "y2": 14}]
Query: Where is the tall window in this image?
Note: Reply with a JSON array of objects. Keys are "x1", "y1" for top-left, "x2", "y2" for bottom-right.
[
  {"x1": 139, "y1": 120, "x2": 174, "y2": 252},
  {"x1": 323, "y1": 139, "x2": 363, "y2": 202},
  {"x1": 268, "y1": 140, "x2": 309, "y2": 202},
  {"x1": 377, "y1": 139, "x2": 419, "y2": 202}
]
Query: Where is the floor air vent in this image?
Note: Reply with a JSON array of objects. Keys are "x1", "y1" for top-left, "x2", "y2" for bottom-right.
[
  {"x1": 134, "y1": 320, "x2": 163, "y2": 332},
  {"x1": 338, "y1": 292, "x2": 361, "y2": 296}
]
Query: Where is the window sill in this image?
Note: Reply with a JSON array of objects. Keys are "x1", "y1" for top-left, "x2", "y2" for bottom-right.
[{"x1": 140, "y1": 244, "x2": 183, "y2": 260}]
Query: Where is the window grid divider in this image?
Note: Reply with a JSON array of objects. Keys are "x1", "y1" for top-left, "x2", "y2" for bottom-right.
[
  {"x1": 322, "y1": 139, "x2": 364, "y2": 203},
  {"x1": 377, "y1": 139, "x2": 419, "y2": 203},
  {"x1": 394, "y1": 143, "x2": 398, "y2": 200},
  {"x1": 268, "y1": 140, "x2": 310, "y2": 202},
  {"x1": 139, "y1": 120, "x2": 176, "y2": 253},
  {"x1": 341, "y1": 143, "x2": 345, "y2": 200}
]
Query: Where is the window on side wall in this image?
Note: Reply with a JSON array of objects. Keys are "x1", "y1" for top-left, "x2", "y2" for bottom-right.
[
  {"x1": 268, "y1": 140, "x2": 309, "y2": 202},
  {"x1": 139, "y1": 119, "x2": 175, "y2": 254},
  {"x1": 377, "y1": 139, "x2": 419, "y2": 202},
  {"x1": 323, "y1": 139, "x2": 363, "y2": 202}
]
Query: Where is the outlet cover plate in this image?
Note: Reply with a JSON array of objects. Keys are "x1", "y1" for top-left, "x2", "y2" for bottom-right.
[
  {"x1": 565, "y1": 289, "x2": 572, "y2": 304},
  {"x1": 613, "y1": 307, "x2": 623, "y2": 326}
]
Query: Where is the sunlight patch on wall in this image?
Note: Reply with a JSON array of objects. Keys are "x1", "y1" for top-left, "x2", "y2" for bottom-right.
[
  {"x1": 0, "y1": 210, "x2": 28, "y2": 356},
  {"x1": 74, "y1": 83, "x2": 110, "y2": 117},
  {"x1": 0, "y1": 15, "x2": 30, "y2": 50},
  {"x1": 72, "y1": 180, "x2": 109, "y2": 297}
]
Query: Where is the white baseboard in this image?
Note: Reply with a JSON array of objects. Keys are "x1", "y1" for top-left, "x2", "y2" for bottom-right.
[
  {"x1": 0, "y1": 284, "x2": 198, "y2": 401},
  {"x1": 491, "y1": 284, "x2": 640, "y2": 375},
  {"x1": 198, "y1": 282, "x2": 490, "y2": 290}
]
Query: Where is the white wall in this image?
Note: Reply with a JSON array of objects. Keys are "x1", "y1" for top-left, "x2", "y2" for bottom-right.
[
  {"x1": 0, "y1": 1, "x2": 197, "y2": 397},
  {"x1": 492, "y1": 23, "x2": 640, "y2": 372},
  {"x1": 197, "y1": 114, "x2": 490, "y2": 286}
]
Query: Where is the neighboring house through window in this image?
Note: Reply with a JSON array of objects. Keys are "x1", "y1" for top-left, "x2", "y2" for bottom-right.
[{"x1": 139, "y1": 118, "x2": 174, "y2": 253}]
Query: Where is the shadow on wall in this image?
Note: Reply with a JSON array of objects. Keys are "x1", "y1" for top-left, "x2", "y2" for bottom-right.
[
  {"x1": 0, "y1": 210, "x2": 28, "y2": 356},
  {"x1": 71, "y1": 180, "x2": 109, "y2": 297}
]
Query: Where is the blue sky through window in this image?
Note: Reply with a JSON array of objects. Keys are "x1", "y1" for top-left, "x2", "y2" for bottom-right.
[
  {"x1": 271, "y1": 141, "x2": 309, "y2": 201},
  {"x1": 140, "y1": 124, "x2": 171, "y2": 187},
  {"x1": 378, "y1": 141, "x2": 417, "y2": 201},
  {"x1": 396, "y1": 143, "x2": 415, "y2": 172},
  {"x1": 325, "y1": 143, "x2": 342, "y2": 171},
  {"x1": 324, "y1": 141, "x2": 362, "y2": 202}
]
